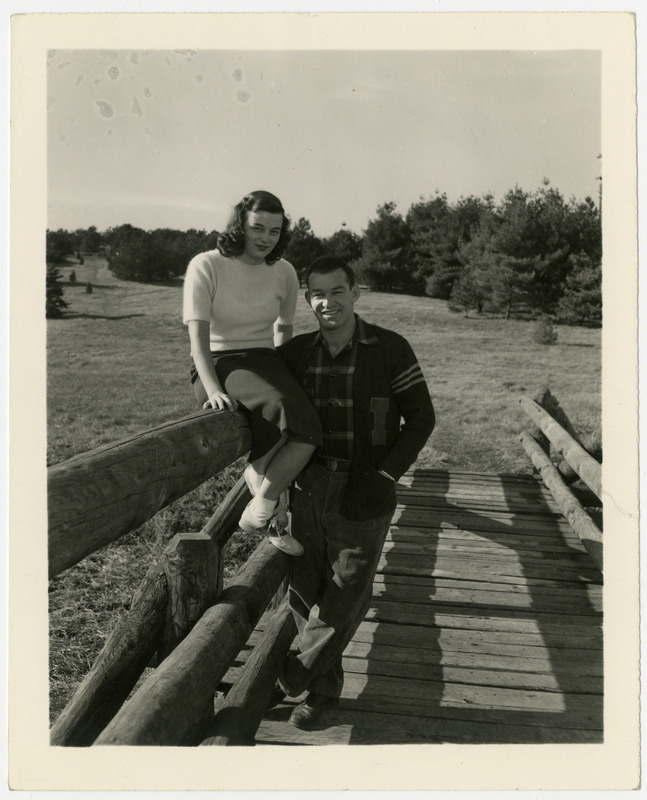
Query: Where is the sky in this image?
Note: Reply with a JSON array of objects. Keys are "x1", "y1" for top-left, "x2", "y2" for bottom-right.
[{"x1": 47, "y1": 48, "x2": 601, "y2": 238}]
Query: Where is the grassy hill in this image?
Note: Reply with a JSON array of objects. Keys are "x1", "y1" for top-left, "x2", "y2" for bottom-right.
[{"x1": 47, "y1": 257, "x2": 601, "y2": 722}]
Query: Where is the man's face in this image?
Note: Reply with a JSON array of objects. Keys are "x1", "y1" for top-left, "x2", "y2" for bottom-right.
[{"x1": 306, "y1": 268, "x2": 360, "y2": 332}]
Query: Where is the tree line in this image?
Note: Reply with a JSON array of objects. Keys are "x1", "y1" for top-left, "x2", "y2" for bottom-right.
[{"x1": 46, "y1": 182, "x2": 601, "y2": 325}]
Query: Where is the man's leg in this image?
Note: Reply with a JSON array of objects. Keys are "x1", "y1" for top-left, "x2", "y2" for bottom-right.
[
  {"x1": 286, "y1": 465, "x2": 393, "y2": 699},
  {"x1": 287, "y1": 470, "x2": 327, "y2": 637},
  {"x1": 299, "y1": 509, "x2": 393, "y2": 698}
]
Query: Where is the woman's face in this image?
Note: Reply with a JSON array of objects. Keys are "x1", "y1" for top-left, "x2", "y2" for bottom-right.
[{"x1": 241, "y1": 210, "x2": 284, "y2": 264}]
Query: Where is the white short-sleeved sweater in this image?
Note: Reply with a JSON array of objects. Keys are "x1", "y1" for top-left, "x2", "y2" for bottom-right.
[{"x1": 182, "y1": 250, "x2": 299, "y2": 351}]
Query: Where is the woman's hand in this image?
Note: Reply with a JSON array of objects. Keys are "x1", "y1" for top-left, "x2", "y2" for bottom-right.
[{"x1": 203, "y1": 391, "x2": 239, "y2": 412}]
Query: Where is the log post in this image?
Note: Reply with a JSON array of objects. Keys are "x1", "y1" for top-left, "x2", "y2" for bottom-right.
[
  {"x1": 157, "y1": 532, "x2": 221, "y2": 662},
  {"x1": 94, "y1": 540, "x2": 292, "y2": 746},
  {"x1": 201, "y1": 598, "x2": 296, "y2": 746},
  {"x1": 50, "y1": 475, "x2": 249, "y2": 746},
  {"x1": 49, "y1": 564, "x2": 168, "y2": 746},
  {"x1": 48, "y1": 409, "x2": 251, "y2": 578},
  {"x1": 520, "y1": 430, "x2": 602, "y2": 571},
  {"x1": 519, "y1": 396, "x2": 602, "y2": 501},
  {"x1": 202, "y1": 474, "x2": 251, "y2": 548}
]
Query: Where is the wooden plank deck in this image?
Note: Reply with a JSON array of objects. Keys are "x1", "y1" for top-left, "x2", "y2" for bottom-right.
[{"x1": 226, "y1": 468, "x2": 603, "y2": 745}]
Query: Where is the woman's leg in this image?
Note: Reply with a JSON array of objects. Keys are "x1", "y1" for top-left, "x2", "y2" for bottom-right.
[
  {"x1": 247, "y1": 433, "x2": 288, "y2": 492},
  {"x1": 240, "y1": 439, "x2": 316, "y2": 556},
  {"x1": 255, "y1": 440, "x2": 316, "y2": 502}
]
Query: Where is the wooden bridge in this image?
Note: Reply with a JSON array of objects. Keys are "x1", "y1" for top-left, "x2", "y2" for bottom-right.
[{"x1": 48, "y1": 395, "x2": 602, "y2": 747}]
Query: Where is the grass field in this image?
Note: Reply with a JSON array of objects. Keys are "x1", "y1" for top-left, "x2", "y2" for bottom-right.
[{"x1": 47, "y1": 256, "x2": 601, "y2": 722}]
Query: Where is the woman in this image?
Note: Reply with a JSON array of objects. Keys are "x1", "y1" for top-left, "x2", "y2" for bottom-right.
[{"x1": 182, "y1": 191, "x2": 322, "y2": 555}]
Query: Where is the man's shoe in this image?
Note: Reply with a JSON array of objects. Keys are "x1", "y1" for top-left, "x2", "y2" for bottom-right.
[{"x1": 289, "y1": 693, "x2": 339, "y2": 730}]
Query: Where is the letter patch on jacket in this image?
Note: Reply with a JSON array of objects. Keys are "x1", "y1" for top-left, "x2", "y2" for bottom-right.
[{"x1": 370, "y1": 397, "x2": 389, "y2": 445}]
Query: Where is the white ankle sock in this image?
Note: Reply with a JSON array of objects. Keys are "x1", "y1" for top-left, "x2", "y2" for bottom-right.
[{"x1": 250, "y1": 496, "x2": 277, "y2": 520}]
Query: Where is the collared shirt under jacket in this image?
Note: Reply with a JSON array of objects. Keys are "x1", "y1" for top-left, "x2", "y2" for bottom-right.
[{"x1": 278, "y1": 316, "x2": 436, "y2": 521}]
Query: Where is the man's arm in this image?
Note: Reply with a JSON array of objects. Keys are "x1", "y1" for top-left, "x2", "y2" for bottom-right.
[{"x1": 378, "y1": 336, "x2": 435, "y2": 481}]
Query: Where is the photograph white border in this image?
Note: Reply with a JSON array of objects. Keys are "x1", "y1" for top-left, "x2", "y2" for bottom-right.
[{"x1": 8, "y1": 9, "x2": 640, "y2": 792}]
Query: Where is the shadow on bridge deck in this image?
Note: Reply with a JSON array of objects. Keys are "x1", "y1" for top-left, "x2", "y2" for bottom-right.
[
  {"x1": 254, "y1": 468, "x2": 603, "y2": 745},
  {"x1": 345, "y1": 469, "x2": 603, "y2": 744}
]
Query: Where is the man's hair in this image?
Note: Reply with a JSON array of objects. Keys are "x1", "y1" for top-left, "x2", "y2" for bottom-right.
[{"x1": 305, "y1": 255, "x2": 356, "y2": 289}]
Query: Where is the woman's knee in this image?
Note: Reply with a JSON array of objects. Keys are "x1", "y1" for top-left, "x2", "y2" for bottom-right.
[{"x1": 286, "y1": 437, "x2": 317, "y2": 456}]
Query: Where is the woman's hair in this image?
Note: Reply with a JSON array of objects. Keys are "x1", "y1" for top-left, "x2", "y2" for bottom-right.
[{"x1": 217, "y1": 190, "x2": 292, "y2": 264}]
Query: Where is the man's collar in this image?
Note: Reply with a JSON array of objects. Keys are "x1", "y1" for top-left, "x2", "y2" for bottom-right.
[
  {"x1": 354, "y1": 315, "x2": 380, "y2": 345},
  {"x1": 305, "y1": 315, "x2": 380, "y2": 350}
]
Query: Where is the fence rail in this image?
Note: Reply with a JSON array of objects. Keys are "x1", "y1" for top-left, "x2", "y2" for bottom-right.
[
  {"x1": 48, "y1": 409, "x2": 251, "y2": 578},
  {"x1": 519, "y1": 394, "x2": 603, "y2": 571}
]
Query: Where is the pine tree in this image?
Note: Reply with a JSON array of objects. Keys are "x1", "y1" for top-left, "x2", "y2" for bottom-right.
[
  {"x1": 284, "y1": 218, "x2": 324, "y2": 285},
  {"x1": 448, "y1": 269, "x2": 484, "y2": 317},
  {"x1": 357, "y1": 203, "x2": 420, "y2": 293},
  {"x1": 557, "y1": 253, "x2": 602, "y2": 325},
  {"x1": 46, "y1": 264, "x2": 68, "y2": 318},
  {"x1": 322, "y1": 228, "x2": 363, "y2": 264}
]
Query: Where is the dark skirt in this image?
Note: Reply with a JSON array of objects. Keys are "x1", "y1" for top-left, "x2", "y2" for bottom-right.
[{"x1": 191, "y1": 348, "x2": 323, "y2": 461}]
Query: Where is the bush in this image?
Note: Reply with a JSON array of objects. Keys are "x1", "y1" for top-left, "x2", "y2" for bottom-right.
[{"x1": 533, "y1": 314, "x2": 558, "y2": 345}]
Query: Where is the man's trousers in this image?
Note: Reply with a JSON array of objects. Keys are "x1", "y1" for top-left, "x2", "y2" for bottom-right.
[{"x1": 288, "y1": 462, "x2": 394, "y2": 699}]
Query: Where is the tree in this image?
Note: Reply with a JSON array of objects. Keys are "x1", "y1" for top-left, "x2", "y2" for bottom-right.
[
  {"x1": 356, "y1": 203, "x2": 421, "y2": 293},
  {"x1": 556, "y1": 253, "x2": 602, "y2": 325},
  {"x1": 46, "y1": 264, "x2": 68, "y2": 318},
  {"x1": 321, "y1": 228, "x2": 363, "y2": 264},
  {"x1": 562, "y1": 196, "x2": 601, "y2": 264},
  {"x1": 449, "y1": 268, "x2": 485, "y2": 317},
  {"x1": 46, "y1": 229, "x2": 74, "y2": 264},
  {"x1": 75, "y1": 225, "x2": 104, "y2": 253},
  {"x1": 104, "y1": 225, "x2": 216, "y2": 282},
  {"x1": 284, "y1": 218, "x2": 324, "y2": 284},
  {"x1": 407, "y1": 193, "x2": 492, "y2": 299},
  {"x1": 457, "y1": 185, "x2": 581, "y2": 317},
  {"x1": 407, "y1": 193, "x2": 457, "y2": 297}
]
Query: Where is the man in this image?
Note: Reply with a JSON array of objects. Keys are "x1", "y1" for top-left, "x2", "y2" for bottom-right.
[{"x1": 276, "y1": 255, "x2": 435, "y2": 729}]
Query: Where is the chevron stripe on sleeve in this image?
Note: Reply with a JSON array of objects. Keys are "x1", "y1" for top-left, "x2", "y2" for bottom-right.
[{"x1": 391, "y1": 362, "x2": 426, "y2": 394}]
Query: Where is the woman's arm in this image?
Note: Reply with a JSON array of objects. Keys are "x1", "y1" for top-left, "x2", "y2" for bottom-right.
[
  {"x1": 274, "y1": 321, "x2": 293, "y2": 347},
  {"x1": 188, "y1": 320, "x2": 238, "y2": 411}
]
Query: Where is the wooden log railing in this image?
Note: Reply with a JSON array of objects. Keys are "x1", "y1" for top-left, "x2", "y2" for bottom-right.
[
  {"x1": 94, "y1": 540, "x2": 292, "y2": 746},
  {"x1": 519, "y1": 394, "x2": 603, "y2": 572},
  {"x1": 202, "y1": 597, "x2": 297, "y2": 746},
  {"x1": 48, "y1": 409, "x2": 251, "y2": 578},
  {"x1": 519, "y1": 396, "x2": 602, "y2": 501},
  {"x1": 50, "y1": 396, "x2": 604, "y2": 748},
  {"x1": 49, "y1": 472, "x2": 248, "y2": 746},
  {"x1": 49, "y1": 410, "x2": 294, "y2": 747}
]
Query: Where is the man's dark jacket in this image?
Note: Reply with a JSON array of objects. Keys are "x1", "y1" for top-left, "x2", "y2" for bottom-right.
[{"x1": 279, "y1": 317, "x2": 435, "y2": 521}]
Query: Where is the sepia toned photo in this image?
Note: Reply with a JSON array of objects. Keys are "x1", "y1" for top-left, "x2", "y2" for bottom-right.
[{"x1": 9, "y1": 10, "x2": 639, "y2": 792}]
